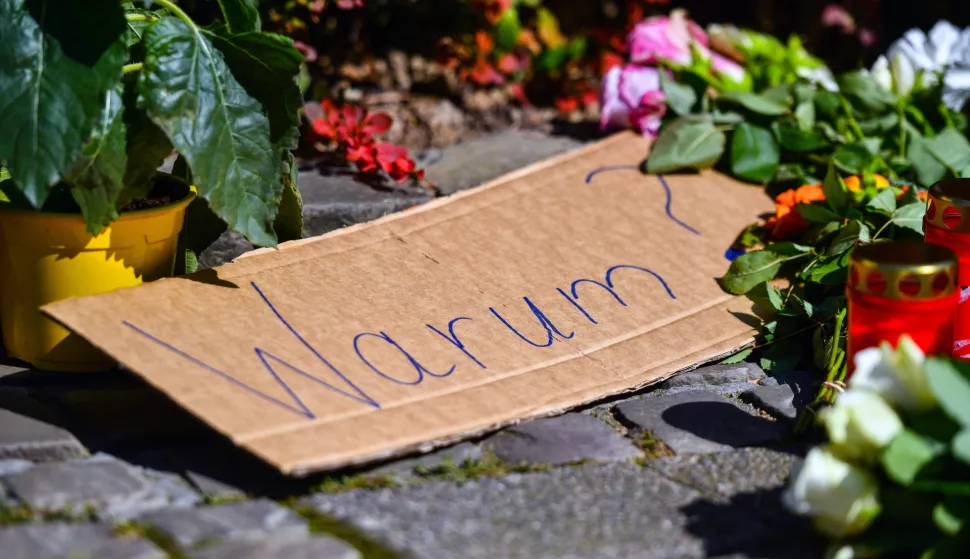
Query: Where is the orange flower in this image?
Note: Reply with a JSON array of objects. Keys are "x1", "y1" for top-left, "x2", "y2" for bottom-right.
[
  {"x1": 764, "y1": 184, "x2": 825, "y2": 239},
  {"x1": 843, "y1": 174, "x2": 889, "y2": 192},
  {"x1": 897, "y1": 185, "x2": 929, "y2": 202}
]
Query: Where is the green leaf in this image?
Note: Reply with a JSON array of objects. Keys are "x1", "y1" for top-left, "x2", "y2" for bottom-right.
[
  {"x1": 139, "y1": 17, "x2": 281, "y2": 247},
  {"x1": 659, "y1": 71, "x2": 697, "y2": 116},
  {"x1": 746, "y1": 282, "x2": 783, "y2": 312},
  {"x1": 909, "y1": 134, "x2": 949, "y2": 186},
  {"x1": 273, "y1": 151, "x2": 303, "y2": 242},
  {"x1": 928, "y1": 128, "x2": 970, "y2": 174},
  {"x1": 0, "y1": 0, "x2": 127, "y2": 207},
  {"x1": 120, "y1": 80, "x2": 172, "y2": 206},
  {"x1": 882, "y1": 429, "x2": 947, "y2": 485},
  {"x1": 645, "y1": 118, "x2": 726, "y2": 174},
  {"x1": 934, "y1": 501, "x2": 966, "y2": 535},
  {"x1": 822, "y1": 163, "x2": 847, "y2": 213},
  {"x1": 867, "y1": 188, "x2": 897, "y2": 215},
  {"x1": 204, "y1": 27, "x2": 304, "y2": 148},
  {"x1": 494, "y1": 7, "x2": 521, "y2": 51},
  {"x1": 760, "y1": 338, "x2": 802, "y2": 373},
  {"x1": 890, "y1": 202, "x2": 927, "y2": 234},
  {"x1": 730, "y1": 122, "x2": 779, "y2": 183},
  {"x1": 808, "y1": 253, "x2": 850, "y2": 285},
  {"x1": 0, "y1": 168, "x2": 10, "y2": 203},
  {"x1": 765, "y1": 241, "x2": 812, "y2": 255},
  {"x1": 838, "y1": 71, "x2": 896, "y2": 115},
  {"x1": 794, "y1": 100, "x2": 815, "y2": 130},
  {"x1": 123, "y1": 3, "x2": 166, "y2": 46},
  {"x1": 795, "y1": 203, "x2": 840, "y2": 223},
  {"x1": 827, "y1": 220, "x2": 870, "y2": 256},
  {"x1": 720, "y1": 348, "x2": 753, "y2": 364},
  {"x1": 955, "y1": 429, "x2": 970, "y2": 466},
  {"x1": 716, "y1": 90, "x2": 788, "y2": 116},
  {"x1": 181, "y1": 197, "x2": 227, "y2": 257},
  {"x1": 833, "y1": 143, "x2": 875, "y2": 174},
  {"x1": 65, "y1": 88, "x2": 127, "y2": 235},
  {"x1": 774, "y1": 123, "x2": 829, "y2": 152},
  {"x1": 217, "y1": 0, "x2": 260, "y2": 33},
  {"x1": 925, "y1": 359, "x2": 970, "y2": 427},
  {"x1": 720, "y1": 250, "x2": 786, "y2": 295}
]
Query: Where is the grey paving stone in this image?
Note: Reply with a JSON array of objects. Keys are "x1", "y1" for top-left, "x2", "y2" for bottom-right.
[
  {"x1": 423, "y1": 130, "x2": 585, "y2": 195},
  {"x1": 662, "y1": 381, "x2": 761, "y2": 397},
  {"x1": 742, "y1": 385, "x2": 797, "y2": 420},
  {"x1": 613, "y1": 390, "x2": 786, "y2": 454},
  {"x1": 304, "y1": 461, "x2": 812, "y2": 559},
  {"x1": 0, "y1": 361, "x2": 30, "y2": 380},
  {"x1": 1, "y1": 522, "x2": 165, "y2": 559},
  {"x1": 485, "y1": 413, "x2": 640, "y2": 465},
  {"x1": 368, "y1": 442, "x2": 483, "y2": 480},
  {"x1": 0, "y1": 404, "x2": 87, "y2": 461},
  {"x1": 2, "y1": 454, "x2": 200, "y2": 520},
  {"x1": 138, "y1": 498, "x2": 307, "y2": 548},
  {"x1": 664, "y1": 363, "x2": 765, "y2": 388},
  {"x1": 191, "y1": 532, "x2": 360, "y2": 559},
  {"x1": 646, "y1": 447, "x2": 802, "y2": 502},
  {"x1": 0, "y1": 459, "x2": 33, "y2": 476}
]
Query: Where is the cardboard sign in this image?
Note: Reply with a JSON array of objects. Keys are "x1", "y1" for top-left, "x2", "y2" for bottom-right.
[{"x1": 45, "y1": 132, "x2": 773, "y2": 476}]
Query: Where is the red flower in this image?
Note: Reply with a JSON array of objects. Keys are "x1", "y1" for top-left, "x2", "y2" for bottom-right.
[
  {"x1": 311, "y1": 100, "x2": 392, "y2": 145},
  {"x1": 556, "y1": 96, "x2": 580, "y2": 113}
]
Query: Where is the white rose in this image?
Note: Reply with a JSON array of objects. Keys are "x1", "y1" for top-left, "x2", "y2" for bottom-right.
[
  {"x1": 783, "y1": 446, "x2": 881, "y2": 538},
  {"x1": 820, "y1": 389, "x2": 903, "y2": 463},
  {"x1": 870, "y1": 55, "x2": 894, "y2": 92},
  {"x1": 849, "y1": 336, "x2": 936, "y2": 412}
]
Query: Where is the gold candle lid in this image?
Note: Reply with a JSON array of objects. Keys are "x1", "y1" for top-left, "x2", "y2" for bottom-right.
[
  {"x1": 849, "y1": 241, "x2": 957, "y2": 299},
  {"x1": 926, "y1": 178, "x2": 970, "y2": 234}
]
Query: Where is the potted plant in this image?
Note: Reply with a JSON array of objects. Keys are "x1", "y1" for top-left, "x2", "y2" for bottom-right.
[{"x1": 0, "y1": 0, "x2": 305, "y2": 372}]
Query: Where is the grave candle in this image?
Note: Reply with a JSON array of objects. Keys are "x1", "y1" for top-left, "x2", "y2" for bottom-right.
[
  {"x1": 923, "y1": 178, "x2": 970, "y2": 359},
  {"x1": 847, "y1": 241, "x2": 958, "y2": 375}
]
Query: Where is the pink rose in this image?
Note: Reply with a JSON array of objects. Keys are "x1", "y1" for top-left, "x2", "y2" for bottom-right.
[
  {"x1": 600, "y1": 64, "x2": 667, "y2": 138},
  {"x1": 627, "y1": 9, "x2": 746, "y2": 83},
  {"x1": 627, "y1": 9, "x2": 708, "y2": 66}
]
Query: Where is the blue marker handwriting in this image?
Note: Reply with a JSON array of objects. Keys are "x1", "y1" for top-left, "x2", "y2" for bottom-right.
[{"x1": 123, "y1": 263, "x2": 677, "y2": 421}]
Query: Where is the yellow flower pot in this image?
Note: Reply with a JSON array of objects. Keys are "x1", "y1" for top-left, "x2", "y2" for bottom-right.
[{"x1": 0, "y1": 176, "x2": 196, "y2": 372}]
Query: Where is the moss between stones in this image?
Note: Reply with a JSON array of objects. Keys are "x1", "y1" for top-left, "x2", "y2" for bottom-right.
[
  {"x1": 312, "y1": 473, "x2": 400, "y2": 494},
  {"x1": 0, "y1": 503, "x2": 98, "y2": 526},
  {"x1": 630, "y1": 430, "x2": 676, "y2": 465},
  {"x1": 411, "y1": 449, "x2": 550, "y2": 483},
  {"x1": 114, "y1": 522, "x2": 189, "y2": 559},
  {"x1": 292, "y1": 505, "x2": 400, "y2": 559}
]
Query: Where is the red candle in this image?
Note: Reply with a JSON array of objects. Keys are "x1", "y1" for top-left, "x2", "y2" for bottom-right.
[
  {"x1": 847, "y1": 242, "x2": 958, "y2": 375},
  {"x1": 923, "y1": 178, "x2": 970, "y2": 359}
]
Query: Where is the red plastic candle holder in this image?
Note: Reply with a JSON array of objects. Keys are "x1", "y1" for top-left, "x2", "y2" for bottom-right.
[
  {"x1": 924, "y1": 178, "x2": 970, "y2": 359},
  {"x1": 847, "y1": 242, "x2": 958, "y2": 375}
]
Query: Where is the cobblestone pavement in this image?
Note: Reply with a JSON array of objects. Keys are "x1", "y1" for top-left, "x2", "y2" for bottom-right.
[{"x1": 0, "y1": 132, "x2": 824, "y2": 558}]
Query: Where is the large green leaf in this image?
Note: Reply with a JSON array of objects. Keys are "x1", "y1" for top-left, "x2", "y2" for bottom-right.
[
  {"x1": 882, "y1": 429, "x2": 947, "y2": 485},
  {"x1": 645, "y1": 118, "x2": 725, "y2": 173},
  {"x1": 273, "y1": 151, "x2": 303, "y2": 243},
  {"x1": 65, "y1": 88, "x2": 127, "y2": 234},
  {"x1": 838, "y1": 71, "x2": 896, "y2": 115},
  {"x1": 890, "y1": 202, "x2": 927, "y2": 234},
  {"x1": 822, "y1": 162, "x2": 847, "y2": 213},
  {"x1": 720, "y1": 250, "x2": 786, "y2": 295},
  {"x1": 120, "y1": 80, "x2": 172, "y2": 205},
  {"x1": 867, "y1": 188, "x2": 897, "y2": 215},
  {"x1": 659, "y1": 70, "x2": 697, "y2": 116},
  {"x1": 909, "y1": 134, "x2": 949, "y2": 186},
  {"x1": 925, "y1": 358, "x2": 970, "y2": 427},
  {"x1": 217, "y1": 0, "x2": 260, "y2": 33},
  {"x1": 928, "y1": 128, "x2": 970, "y2": 174},
  {"x1": 730, "y1": 122, "x2": 779, "y2": 183},
  {"x1": 204, "y1": 27, "x2": 303, "y2": 148},
  {"x1": 139, "y1": 17, "x2": 281, "y2": 247},
  {"x1": 716, "y1": 91, "x2": 789, "y2": 116},
  {"x1": 0, "y1": 0, "x2": 126, "y2": 207},
  {"x1": 827, "y1": 220, "x2": 869, "y2": 256}
]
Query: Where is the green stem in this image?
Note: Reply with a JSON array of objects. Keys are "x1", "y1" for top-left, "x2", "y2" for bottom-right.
[
  {"x1": 839, "y1": 97, "x2": 865, "y2": 141},
  {"x1": 150, "y1": 0, "x2": 196, "y2": 30},
  {"x1": 125, "y1": 13, "x2": 157, "y2": 23},
  {"x1": 941, "y1": 104, "x2": 956, "y2": 129},
  {"x1": 897, "y1": 104, "x2": 907, "y2": 158},
  {"x1": 122, "y1": 62, "x2": 143, "y2": 75}
]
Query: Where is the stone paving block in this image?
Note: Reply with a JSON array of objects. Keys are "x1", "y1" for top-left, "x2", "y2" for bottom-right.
[
  {"x1": 2, "y1": 454, "x2": 200, "y2": 520},
  {"x1": 664, "y1": 363, "x2": 765, "y2": 388},
  {"x1": 485, "y1": 413, "x2": 640, "y2": 465},
  {"x1": 662, "y1": 382, "x2": 761, "y2": 398},
  {"x1": 1, "y1": 522, "x2": 165, "y2": 559},
  {"x1": 368, "y1": 442, "x2": 483, "y2": 480},
  {"x1": 741, "y1": 385, "x2": 797, "y2": 420},
  {"x1": 305, "y1": 463, "x2": 709, "y2": 559},
  {"x1": 0, "y1": 401, "x2": 87, "y2": 461},
  {"x1": 423, "y1": 130, "x2": 585, "y2": 195},
  {"x1": 0, "y1": 361, "x2": 30, "y2": 380},
  {"x1": 138, "y1": 498, "x2": 308, "y2": 548},
  {"x1": 191, "y1": 532, "x2": 360, "y2": 559},
  {"x1": 613, "y1": 390, "x2": 786, "y2": 454},
  {"x1": 646, "y1": 447, "x2": 802, "y2": 502}
]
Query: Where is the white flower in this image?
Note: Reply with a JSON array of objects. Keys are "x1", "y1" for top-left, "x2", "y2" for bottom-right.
[
  {"x1": 798, "y1": 65, "x2": 839, "y2": 92},
  {"x1": 849, "y1": 336, "x2": 936, "y2": 412},
  {"x1": 820, "y1": 389, "x2": 903, "y2": 463},
  {"x1": 783, "y1": 446, "x2": 881, "y2": 538},
  {"x1": 883, "y1": 20, "x2": 970, "y2": 109},
  {"x1": 870, "y1": 55, "x2": 893, "y2": 92}
]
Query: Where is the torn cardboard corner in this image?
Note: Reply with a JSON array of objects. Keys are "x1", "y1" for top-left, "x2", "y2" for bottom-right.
[{"x1": 44, "y1": 132, "x2": 774, "y2": 476}]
